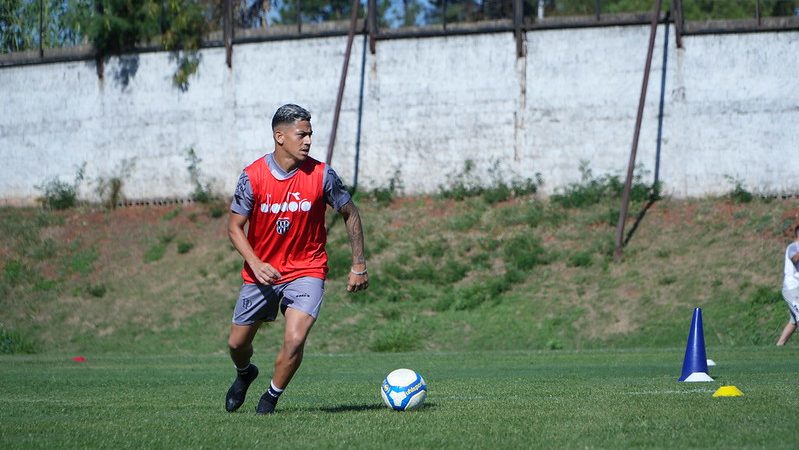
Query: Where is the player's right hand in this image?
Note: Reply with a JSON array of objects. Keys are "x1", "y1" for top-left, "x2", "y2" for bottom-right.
[{"x1": 251, "y1": 260, "x2": 281, "y2": 285}]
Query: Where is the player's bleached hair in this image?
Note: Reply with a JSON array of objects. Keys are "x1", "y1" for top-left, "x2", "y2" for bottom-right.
[{"x1": 272, "y1": 104, "x2": 311, "y2": 130}]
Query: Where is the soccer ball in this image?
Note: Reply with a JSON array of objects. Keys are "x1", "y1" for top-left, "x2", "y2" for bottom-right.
[{"x1": 380, "y1": 368, "x2": 427, "y2": 411}]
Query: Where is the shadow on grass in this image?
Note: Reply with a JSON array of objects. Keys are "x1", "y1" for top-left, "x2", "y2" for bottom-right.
[
  {"x1": 623, "y1": 191, "x2": 661, "y2": 247},
  {"x1": 317, "y1": 402, "x2": 437, "y2": 413}
]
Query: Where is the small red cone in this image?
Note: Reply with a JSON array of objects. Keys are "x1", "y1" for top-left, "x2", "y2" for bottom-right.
[{"x1": 71, "y1": 356, "x2": 87, "y2": 363}]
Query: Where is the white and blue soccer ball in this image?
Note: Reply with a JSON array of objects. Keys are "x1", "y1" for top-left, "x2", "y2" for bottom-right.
[{"x1": 380, "y1": 368, "x2": 427, "y2": 411}]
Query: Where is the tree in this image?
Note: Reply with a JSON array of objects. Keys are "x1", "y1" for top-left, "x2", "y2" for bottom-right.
[
  {"x1": 270, "y1": 0, "x2": 361, "y2": 25},
  {"x1": 1, "y1": 0, "x2": 44, "y2": 53},
  {"x1": 77, "y1": 0, "x2": 206, "y2": 90}
]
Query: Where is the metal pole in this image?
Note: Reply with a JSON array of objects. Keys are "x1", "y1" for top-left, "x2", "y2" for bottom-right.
[
  {"x1": 297, "y1": 0, "x2": 302, "y2": 34},
  {"x1": 654, "y1": 11, "x2": 670, "y2": 188},
  {"x1": 756, "y1": 0, "x2": 761, "y2": 26},
  {"x1": 613, "y1": 0, "x2": 664, "y2": 261},
  {"x1": 672, "y1": 0, "x2": 683, "y2": 49},
  {"x1": 224, "y1": 0, "x2": 232, "y2": 68},
  {"x1": 353, "y1": 29, "x2": 368, "y2": 191},
  {"x1": 325, "y1": 0, "x2": 361, "y2": 165},
  {"x1": 595, "y1": 0, "x2": 601, "y2": 21},
  {"x1": 443, "y1": 0, "x2": 447, "y2": 31},
  {"x1": 368, "y1": 0, "x2": 377, "y2": 54},
  {"x1": 39, "y1": 0, "x2": 43, "y2": 57},
  {"x1": 94, "y1": 0, "x2": 104, "y2": 79},
  {"x1": 514, "y1": 0, "x2": 523, "y2": 57}
]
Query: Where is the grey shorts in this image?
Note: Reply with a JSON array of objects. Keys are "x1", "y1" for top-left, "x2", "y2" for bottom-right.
[
  {"x1": 783, "y1": 287, "x2": 799, "y2": 324},
  {"x1": 232, "y1": 277, "x2": 325, "y2": 325}
]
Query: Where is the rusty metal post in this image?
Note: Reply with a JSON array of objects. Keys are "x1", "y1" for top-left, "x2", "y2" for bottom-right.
[
  {"x1": 756, "y1": 0, "x2": 762, "y2": 26},
  {"x1": 442, "y1": 0, "x2": 448, "y2": 31},
  {"x1": 513, "y1": 0, "x2": 524, "y2": 57},
  {"x1": 297, "y1": 0, "x2": 302, "y2": 34},
  {"x1": 94, "y1": 0, "x2": 104, "y2": 79},
  {"x1": 672, "y1": 0, "x2": 683, "y2": 49},
  {"x1": 38, "y1": 0, "x2": 44, "y2": 57},
  {"x1": 654, "y1": 10, "x2": 670, "y2": 187},
  {"x1": 367, "y1": 0, "x2": 377, "y2": 54},
  {"x1": 223, "y1": 0, "x2": 233, "y2": 68},
  {"x1": 613, "y1": 0, "x2": 664, "y2": 261},
  {"x1": 325, "y1": 0, "x2": 361, "y2": 166}
]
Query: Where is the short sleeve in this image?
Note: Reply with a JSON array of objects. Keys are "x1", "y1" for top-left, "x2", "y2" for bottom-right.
[
  {"x1": 230, "y1": 171, "x2": 254, "y2": 217},
  {"x1": 323, "y1": 165, "x2": 352, "y2": 211}
]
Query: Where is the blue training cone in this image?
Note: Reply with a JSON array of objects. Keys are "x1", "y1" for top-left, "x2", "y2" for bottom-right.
[{"x1": 678, "y1": 307, "x2": 714, "y2": 382}]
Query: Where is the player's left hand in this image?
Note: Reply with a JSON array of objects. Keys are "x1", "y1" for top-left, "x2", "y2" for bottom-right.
[{"x1": 347, "y1": 266, "x2": 369, "y2": 292}]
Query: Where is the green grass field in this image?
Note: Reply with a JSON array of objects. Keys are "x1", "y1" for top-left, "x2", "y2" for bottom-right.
[
  {"x1": 3, "y1": 169, "x2": 799, "y2": 448},
  {"x1": 2, "y1": 347, "x2": 798, "y2": 448}
]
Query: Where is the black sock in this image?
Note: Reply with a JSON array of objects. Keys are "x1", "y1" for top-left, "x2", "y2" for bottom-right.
[
  {"x1": 266, "y1": 381, "x2": 284, "y2": 402},
  {"x1": 236, "y1": 364, "x2": 255, "y2": 377}
]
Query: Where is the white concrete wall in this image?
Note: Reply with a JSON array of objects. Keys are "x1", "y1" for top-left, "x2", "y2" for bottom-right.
[{"x1": 1, "y1": 26, "x2": 797, "y2": 204}]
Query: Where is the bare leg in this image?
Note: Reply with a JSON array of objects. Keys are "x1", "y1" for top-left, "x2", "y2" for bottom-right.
[
  {"x1": 225, "y1": 322, "x2": 263, "y2": 412},
  {"x1": 272, "y1": 308, "x2": 316, "y2": 389},
  {"x1": 228, "y1": 323, "x2": 261, "y2": 368},
  {"x1": 777, "y1": 323, "x2": 796, "y2": 346}
]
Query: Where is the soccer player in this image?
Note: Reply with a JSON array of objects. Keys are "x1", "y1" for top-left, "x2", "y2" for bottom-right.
[
  {"x1": 224, "y1": 104, "x2": 368, "y2": 414},
  {"x1": 777, "y1": 224, "x2": 799, "y2": 346}
]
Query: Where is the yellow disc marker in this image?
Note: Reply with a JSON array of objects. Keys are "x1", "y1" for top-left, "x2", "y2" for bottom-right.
[{"x1": 712, "y1": 386, "x2": 744, "y2": 397}]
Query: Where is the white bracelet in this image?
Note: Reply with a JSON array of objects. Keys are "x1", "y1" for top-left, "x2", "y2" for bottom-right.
[{"x1": 350, "y1": 267, "x2": 368, "y2": 275}]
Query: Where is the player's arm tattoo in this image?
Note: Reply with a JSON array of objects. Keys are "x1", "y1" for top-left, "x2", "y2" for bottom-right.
[{"x1": 339, "y1": 201, "x2": 366, "y2": 266}]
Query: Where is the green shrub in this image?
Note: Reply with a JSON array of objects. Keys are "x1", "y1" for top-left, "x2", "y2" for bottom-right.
[
  {"x1": 502, "y1": 234, "x2": 547, "y2": 270},
  {"x1": 27, "y1": 237, "x2": 56, "y2": 261},
  {"x1": 658, "y1": 275, "x2": 677, "y2": 285},
  {"x1": 448, "y1": 208, "x2": 483, "y2": 231},
  {"x1": 144, "y1": 243, "x2": 167, "y2": 263},
  {"x1": 366, "y1": 170, "x2": 403, "y2": 207},
  {"x1": 36, "y1": 163, "x2": 86, "y2": 210},
  {"x1": 439, "y1": 160, "x2": 482, "y2": 200},
  {"x1": 3, "y1": 260, "x2": 27, "y2": 286},
  {"x1": 209, "y1": 204, "x2": 226, "y2": 218},
  {"x1": 177, "y1": 241, "x2": 194, "y2": 254},
  {"x1": 326, "y1": 244, "x2": 353, "y2": 279},
  {"x1": 69, "y1": 248, "x2": 98, "y2": 276},
  {"x1": 0, "y1": 325, "x2": 36, "y2": 354},
  {"x1": 162, "y1": 208, "x2": 181, "y2": 221},
  {"x1": 369, "y1": 325, "x2": 419, "y2": 352},
  {"x1": 186, "y1": 148, "x2": 217, "y2": 203},
  {"x1": 567, "y1": 251, "x2": 593, "y2": 268},
  {"x1": 551, "y1": 161, "x2": 653, "y2": 209},
  {"x1": 414, "y1": 239, "x2": 449, "y2": 259},
  {"x1": 449, "y1": 279, "x2": 506, "y2": 311},
  {"x1": 439, "y1": 159, "x2": 541, "y2": 203},
  {"x1": 726, "y1": 176, "x2": 754, "y2": 204},
  {"x1": 87, "y1": 283, "x2": 107, "y2": 298},
  {"x1": 482, "y1": 182, "x2": 511, "y2": 204},
  {"x1": 95, "y1": 158, "x2": 135, "y2": 209},
  {"x1": 747, "y1": 285, "x2": 781, "y2": 305}
]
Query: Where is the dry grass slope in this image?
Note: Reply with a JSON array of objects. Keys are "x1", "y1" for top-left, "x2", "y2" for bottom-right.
[{"x1": 1, "y1": 192, "x2": 798, "y2": 355}]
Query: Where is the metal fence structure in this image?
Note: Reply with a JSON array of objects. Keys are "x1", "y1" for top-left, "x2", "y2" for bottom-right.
[{"x1": 2, "y1": 0, "x2": 798, "y2": 63}]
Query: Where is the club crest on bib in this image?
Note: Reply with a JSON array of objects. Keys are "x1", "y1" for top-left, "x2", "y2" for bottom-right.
[{"x1": 276, "y1": 218, "x2": 291, "y2": 235}]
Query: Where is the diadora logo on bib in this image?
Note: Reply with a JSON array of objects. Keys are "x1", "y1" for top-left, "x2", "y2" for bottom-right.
[{"x1": 260, "y1": 192, "x2": 312, "y2": 215}]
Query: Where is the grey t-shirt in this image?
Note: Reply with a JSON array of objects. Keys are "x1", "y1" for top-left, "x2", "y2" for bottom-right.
[{"x1": 231, "y1": 153, "x2": 351, "y2": 217}]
